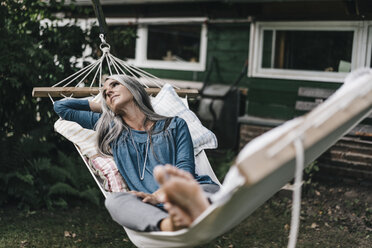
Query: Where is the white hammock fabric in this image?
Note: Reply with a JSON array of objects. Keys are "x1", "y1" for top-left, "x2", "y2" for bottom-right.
[{"x1": 50, "y1": 35, "x2": 372, "y2": 247}]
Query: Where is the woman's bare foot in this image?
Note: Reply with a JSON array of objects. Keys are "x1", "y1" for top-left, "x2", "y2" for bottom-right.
[
  {"x1": 155, "y1": 165, "x2": 210, "y2": 231},
  {"x1": 165, "y1": 202, "x2": 193, "y2": 227},
  {"x1": 159, "y1": 204, "x2": 192, "y2": 231}
]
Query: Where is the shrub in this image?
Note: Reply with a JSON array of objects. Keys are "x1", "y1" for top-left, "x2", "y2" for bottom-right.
[{"x1": 0, "y1": 0, "x2": 101, "y2": 210}]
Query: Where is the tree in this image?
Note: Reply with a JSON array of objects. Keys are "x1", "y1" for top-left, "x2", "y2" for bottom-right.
[{"x1": 0, "y1": 0, "x2": 100, "y2": 209}]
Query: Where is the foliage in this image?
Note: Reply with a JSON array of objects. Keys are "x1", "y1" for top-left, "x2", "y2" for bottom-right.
[
  {"x1": 303, "y1": 161, "x2": 320, "y2": 185},
  {"x1": 108, "y1": 25, "x2": 137, "y2": 58},
  {"x1": 0, "y1": 132, "x2": 100, "y2": 210},
  {"x1": 207, "y1": 149, "x2": 236, "y2": 182},
  {"x1": 0, "y1": 0, "x2": 110, "y2": 209}
]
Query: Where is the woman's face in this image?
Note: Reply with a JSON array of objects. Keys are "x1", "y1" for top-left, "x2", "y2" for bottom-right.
[{"x1": 102, "y1": 79, "x2": 134, "y2": 113}]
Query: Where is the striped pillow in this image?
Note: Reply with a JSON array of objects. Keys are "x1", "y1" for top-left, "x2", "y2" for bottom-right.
[
  {"x1": 54, "y1": 119, "x2": 127, "y2": 192},
  {"x1": 152, "y1": 83, "x2": 218, "y2": 155},
  {"x1": 89, "y1": 156, "x2": 128, "y2": 192}
]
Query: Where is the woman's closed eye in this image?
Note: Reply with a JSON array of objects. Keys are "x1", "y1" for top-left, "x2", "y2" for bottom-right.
[
  {"x1": 111, "y1": 82, "x2": 119, "y2": 88},
  {"x1": 103, "y1": 82, "x2": 120, "y2": 99}
]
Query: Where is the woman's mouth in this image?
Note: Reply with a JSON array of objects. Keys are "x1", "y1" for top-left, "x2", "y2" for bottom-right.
[{"x1": 111, "y1": 95, "x2": 119, "y2": 103}]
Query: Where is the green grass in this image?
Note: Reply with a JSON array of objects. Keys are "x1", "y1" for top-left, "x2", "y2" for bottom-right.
[
  {"x1": 1, "y1": 181, "x2": 371, "y2": 248},
  {"x1": 0, "y1": 203, "x2": 133, "y2": 248}
]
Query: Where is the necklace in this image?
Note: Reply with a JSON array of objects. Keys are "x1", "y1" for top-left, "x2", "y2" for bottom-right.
[{"x1": 129, "y1": 130, "x2": 149, "y2": 181}]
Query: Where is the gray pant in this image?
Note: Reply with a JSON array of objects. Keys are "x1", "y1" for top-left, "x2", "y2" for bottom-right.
[{"x1": 105, "y1": 184, "x2": 220, "y2": 232}]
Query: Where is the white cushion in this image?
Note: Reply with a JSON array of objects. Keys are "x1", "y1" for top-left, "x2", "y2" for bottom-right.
[
  {"x1": 151, "y1": 83, "x2": 218, "y2": 155},
  {"x1": 54, "y1": 119, "x2": 98, "y2": 157}
]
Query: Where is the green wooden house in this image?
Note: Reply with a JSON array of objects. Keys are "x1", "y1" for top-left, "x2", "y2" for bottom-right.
[
  {"x1": 68, "y1": 0, "x2": 372, "y2": 115},
  {"x1": 67, "y1": 0, "x2": 372, "y2": 181}
]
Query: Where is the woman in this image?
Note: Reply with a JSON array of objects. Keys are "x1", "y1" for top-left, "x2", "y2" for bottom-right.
[{"x1": 54, "y1": 74, "x2": 219, "y2": 231}]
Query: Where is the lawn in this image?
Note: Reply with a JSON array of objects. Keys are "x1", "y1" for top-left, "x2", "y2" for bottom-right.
[{"x1": 1, "y1": 180, "x2": 371, "y2": 248}]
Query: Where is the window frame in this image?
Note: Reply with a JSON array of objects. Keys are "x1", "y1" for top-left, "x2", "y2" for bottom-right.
[
  {"x1": 128, "y1": 19, "x2": 208, "y2": 71},
  {"x1": 249, "y1": 21, "x2": 366, "y2": 83},
  {"x1": 366, "y1": 21, "x2": 372, "y2": 68}
]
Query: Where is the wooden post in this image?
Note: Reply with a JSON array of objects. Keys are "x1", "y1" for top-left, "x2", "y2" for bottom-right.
[{"x1": 32, "y1": 87, "x2": 199, "y2": 98}]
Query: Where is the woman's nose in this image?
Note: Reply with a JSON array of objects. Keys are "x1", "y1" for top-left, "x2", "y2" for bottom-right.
[{"x1": 106, "y1": 89, "x2": 113, "y2": 97}]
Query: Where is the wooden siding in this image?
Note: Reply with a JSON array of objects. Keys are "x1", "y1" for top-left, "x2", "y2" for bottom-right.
[{"x1": 247, "y1": 78, "x2": 341, "y2": 120}]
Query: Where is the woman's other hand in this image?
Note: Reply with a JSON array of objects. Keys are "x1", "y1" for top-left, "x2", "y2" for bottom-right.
[{"x1": 130, "y1": 190, "x2": 164, "y2": 205}]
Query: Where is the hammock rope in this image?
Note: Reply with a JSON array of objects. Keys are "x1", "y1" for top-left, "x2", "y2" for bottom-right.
[
  {"x1": 288, "y1": 137, "x2": 304, "y2": 248},
  {"x1": 32, "y1": 35, "x2": 198, "y2": 99},
  {"x1": 40, "y1": 34, "x2": 186, "y2": 100}
]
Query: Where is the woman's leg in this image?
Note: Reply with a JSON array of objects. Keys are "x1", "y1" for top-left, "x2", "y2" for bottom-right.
[
  {"x1": 105, "y1": 192, "x2": 168, "y2": 232},
  {"x1": 154, "y1": 165, "x2": 213, "y2": 229}
]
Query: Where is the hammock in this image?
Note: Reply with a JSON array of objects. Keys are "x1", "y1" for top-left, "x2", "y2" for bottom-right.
[
  {"x1": 122, "y1": 65, "x2": 372, "y2": 247},
  {"x1": 33, "y1": 34, "x2": 372, "y2": 247}
]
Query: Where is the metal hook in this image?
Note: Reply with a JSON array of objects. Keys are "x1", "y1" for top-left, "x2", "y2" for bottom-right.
[
  {"x1": 99, "y1": 34, "x2": 106, "y2": 44},
  {"x1": 99, "y1": 34, "x2": 111, "y2": 53},
  {"x1": 100, "y1": 43, "x2": 111, "y2": 53}
]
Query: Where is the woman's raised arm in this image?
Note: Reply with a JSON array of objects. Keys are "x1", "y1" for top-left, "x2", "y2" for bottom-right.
[{"x1": 54, "y1": 98, "x2": 101, "y2": 130}]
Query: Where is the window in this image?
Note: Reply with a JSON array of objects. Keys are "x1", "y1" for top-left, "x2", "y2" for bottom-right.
[
  {"x1": 249, "y1": 22, "x2": 366, "y2": 82},
  {"x1": 105, "y1": 18, "x2": 208, "y2": 71},
  {"x1": 261, "y1": 30, "x2": 353, "y2": 72},
  {"x1": 131, "y1": 20, "x2": 208, "y2": 71},
  {"x1": 147, "y1": 25, "x2": 201, "y2": 63}
]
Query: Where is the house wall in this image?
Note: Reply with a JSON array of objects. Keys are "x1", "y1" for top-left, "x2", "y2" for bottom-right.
[
  {"x1": 246, "y1": 78, "x2": 340, "y2": 120},
  {"x1": 144, "y1": 22, "x2": 342, "y2": 121},
  {"x1": 71, "y1": 1, "x2": 371, "y2": 121}
]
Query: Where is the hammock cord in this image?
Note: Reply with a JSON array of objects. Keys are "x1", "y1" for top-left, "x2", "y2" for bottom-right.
[
  {"x1": 89, "y1": 57, "x2": 103, "y2": 88},
  {"x1": 49, "y1": 32, "x2": 182, "y2": 104},
  {"x1": 287, "y1": 137, "x2": 304, "y2": 248},
  {"x1": 47, "y1": 0, "x2": 186, "y2": 100},
  {"x1": 52, "y1": 59, "x2": 101, "y2": 87}
]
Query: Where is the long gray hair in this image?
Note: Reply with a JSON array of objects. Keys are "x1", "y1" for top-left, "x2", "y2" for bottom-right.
[{"x1": 95, "y1": 74, "x2": 168, "y2": 156}]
